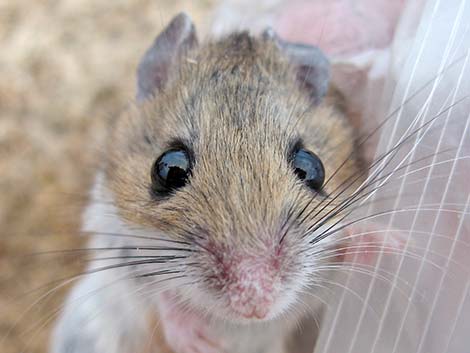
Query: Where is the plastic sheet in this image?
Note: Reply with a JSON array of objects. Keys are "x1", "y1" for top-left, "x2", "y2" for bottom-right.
[{"x1": 212, "y1": 1, "x2": 470, "y2": 352}]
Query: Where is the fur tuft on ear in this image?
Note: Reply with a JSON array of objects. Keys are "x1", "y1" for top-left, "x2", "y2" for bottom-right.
[
  {"x1": 136, "y1": 12, "x2": 198, "y2": 101},
  {"x1": 263, "y1": 28, "x2": 330, "y2": 104}
]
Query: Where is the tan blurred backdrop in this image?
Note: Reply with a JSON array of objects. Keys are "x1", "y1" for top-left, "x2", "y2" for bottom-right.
[{"x1": 0, "y1": 1, "x2": 216, "y2": 352}]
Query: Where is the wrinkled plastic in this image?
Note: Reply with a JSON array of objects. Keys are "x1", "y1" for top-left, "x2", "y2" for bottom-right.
[
  {"x1": 212, "y1": 1, "x2": 470, "y2": 352},
  {"x1": 317, "y1": 1, "x2": 470, "y2": 353}
]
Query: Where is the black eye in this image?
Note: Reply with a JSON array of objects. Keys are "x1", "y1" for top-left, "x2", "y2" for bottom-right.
[
  {"x1": 151, "y1": 149, "x2": 191, "y2": 193},
  {"x1": 292, "y1": 149, "x2": 325, "y2": 191}
]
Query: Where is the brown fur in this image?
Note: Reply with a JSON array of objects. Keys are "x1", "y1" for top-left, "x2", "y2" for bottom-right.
[
  {"x1": 44, "y1": 30, "x2": 367, "y2": 353},
  {"x1": 103, "y1": 33, "x2": 362, "y2": 253},
  {"x1": 101, "y1": 33, "x2": 365, "y2": 353}
]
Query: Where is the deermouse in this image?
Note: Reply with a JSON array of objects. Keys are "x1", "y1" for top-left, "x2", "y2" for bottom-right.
[{"x1": 51, "y1": 12, "x2": 393, "y2": 353}]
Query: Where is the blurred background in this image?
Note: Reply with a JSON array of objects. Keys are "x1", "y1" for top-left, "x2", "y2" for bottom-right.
[{"x1": 0, "y1": 1, "x2": 215, "y2": 352}]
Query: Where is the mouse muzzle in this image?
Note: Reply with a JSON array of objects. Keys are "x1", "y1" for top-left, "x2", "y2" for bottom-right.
[
  {"x1": 225, "y1": 256, "x2": 280, "y2": 319},
  {"x1": 204, "y1": 244, "x2": 287, "y2": 321}
]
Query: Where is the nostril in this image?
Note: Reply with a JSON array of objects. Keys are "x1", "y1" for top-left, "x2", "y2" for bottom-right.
[
  {"x1": 252, "y1": 306, "x2": 269, "y2": 319},
  {"x1": 237, "y1": 306, "x2": 269, "y2": 320},
  {"x1": 229, "y1": 287, "x2": 273, "y2": 320}
]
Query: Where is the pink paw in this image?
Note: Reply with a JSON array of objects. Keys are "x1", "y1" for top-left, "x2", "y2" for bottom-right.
[{"x1": 157, "y1": 292, "x2": 225, "y2": 353}]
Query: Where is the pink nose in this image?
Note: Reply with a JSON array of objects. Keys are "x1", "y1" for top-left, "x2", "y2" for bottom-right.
[
  {"x1": 226, "y1": 259, "x2": 278, "y2": 320},
  {"x1": 240, "y1": 306, "x2": 269, "y2": 319},
  {"x1": 231, "y1": 294, "x2": 273, "y2": 320}
]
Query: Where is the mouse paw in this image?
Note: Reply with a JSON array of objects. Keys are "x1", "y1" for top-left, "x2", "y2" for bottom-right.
[{"x1": 157, "y1": 292, "x2": 225, "y2": 353}]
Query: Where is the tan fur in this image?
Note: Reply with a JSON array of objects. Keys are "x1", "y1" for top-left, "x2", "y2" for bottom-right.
[
  {"x1": 103, "y1": 34, "x2": 364, "y2": 352},
  {"x1": 48, "y1": 31, "x2": 366, "y2": 353},
  {"x1": 103, "y1": 33, "x2": 362, "y2": 253}
]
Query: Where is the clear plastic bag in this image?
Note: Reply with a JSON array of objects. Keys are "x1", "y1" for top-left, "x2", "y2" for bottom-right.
[{"x1": 213, "y1": 1, "x2": 470, "y2": 352}]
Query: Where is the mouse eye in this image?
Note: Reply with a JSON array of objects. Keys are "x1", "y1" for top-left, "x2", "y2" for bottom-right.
[
  {"x1": 151, "y1": 149, "x2": 191, "y2": 193},
  {"x1": 292, "y1": 149, "x2": 325, "y2": 191}
]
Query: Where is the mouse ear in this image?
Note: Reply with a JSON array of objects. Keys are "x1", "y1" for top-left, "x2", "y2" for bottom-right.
[
  {"x1": 263, "y1": 28, "x2": 330, "y2": 104},
  {"x1": 137, "y1": 13, "x2": 198, "y2": 101}
]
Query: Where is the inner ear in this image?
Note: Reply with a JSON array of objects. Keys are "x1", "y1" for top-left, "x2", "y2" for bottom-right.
[
  {"x1": 263, "y1": 28, "x2": 330, "y2": 104},
  {"x1": 136, "y1": 12, "x2": 198, "y2": 101}
]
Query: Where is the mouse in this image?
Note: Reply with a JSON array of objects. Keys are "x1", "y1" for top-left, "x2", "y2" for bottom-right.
[{"x1": 50, "y1": 12, "x2": 395, "y2": 353}]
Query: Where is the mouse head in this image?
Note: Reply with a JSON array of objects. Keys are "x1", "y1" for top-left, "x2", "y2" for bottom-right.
[{"x1": 101, "y1": 13, "x2": 396, "y2": 322}]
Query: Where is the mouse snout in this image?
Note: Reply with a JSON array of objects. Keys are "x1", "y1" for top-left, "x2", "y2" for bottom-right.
[{"x1": 223, "y1": 256, "x2": 280, "y2": 320}]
